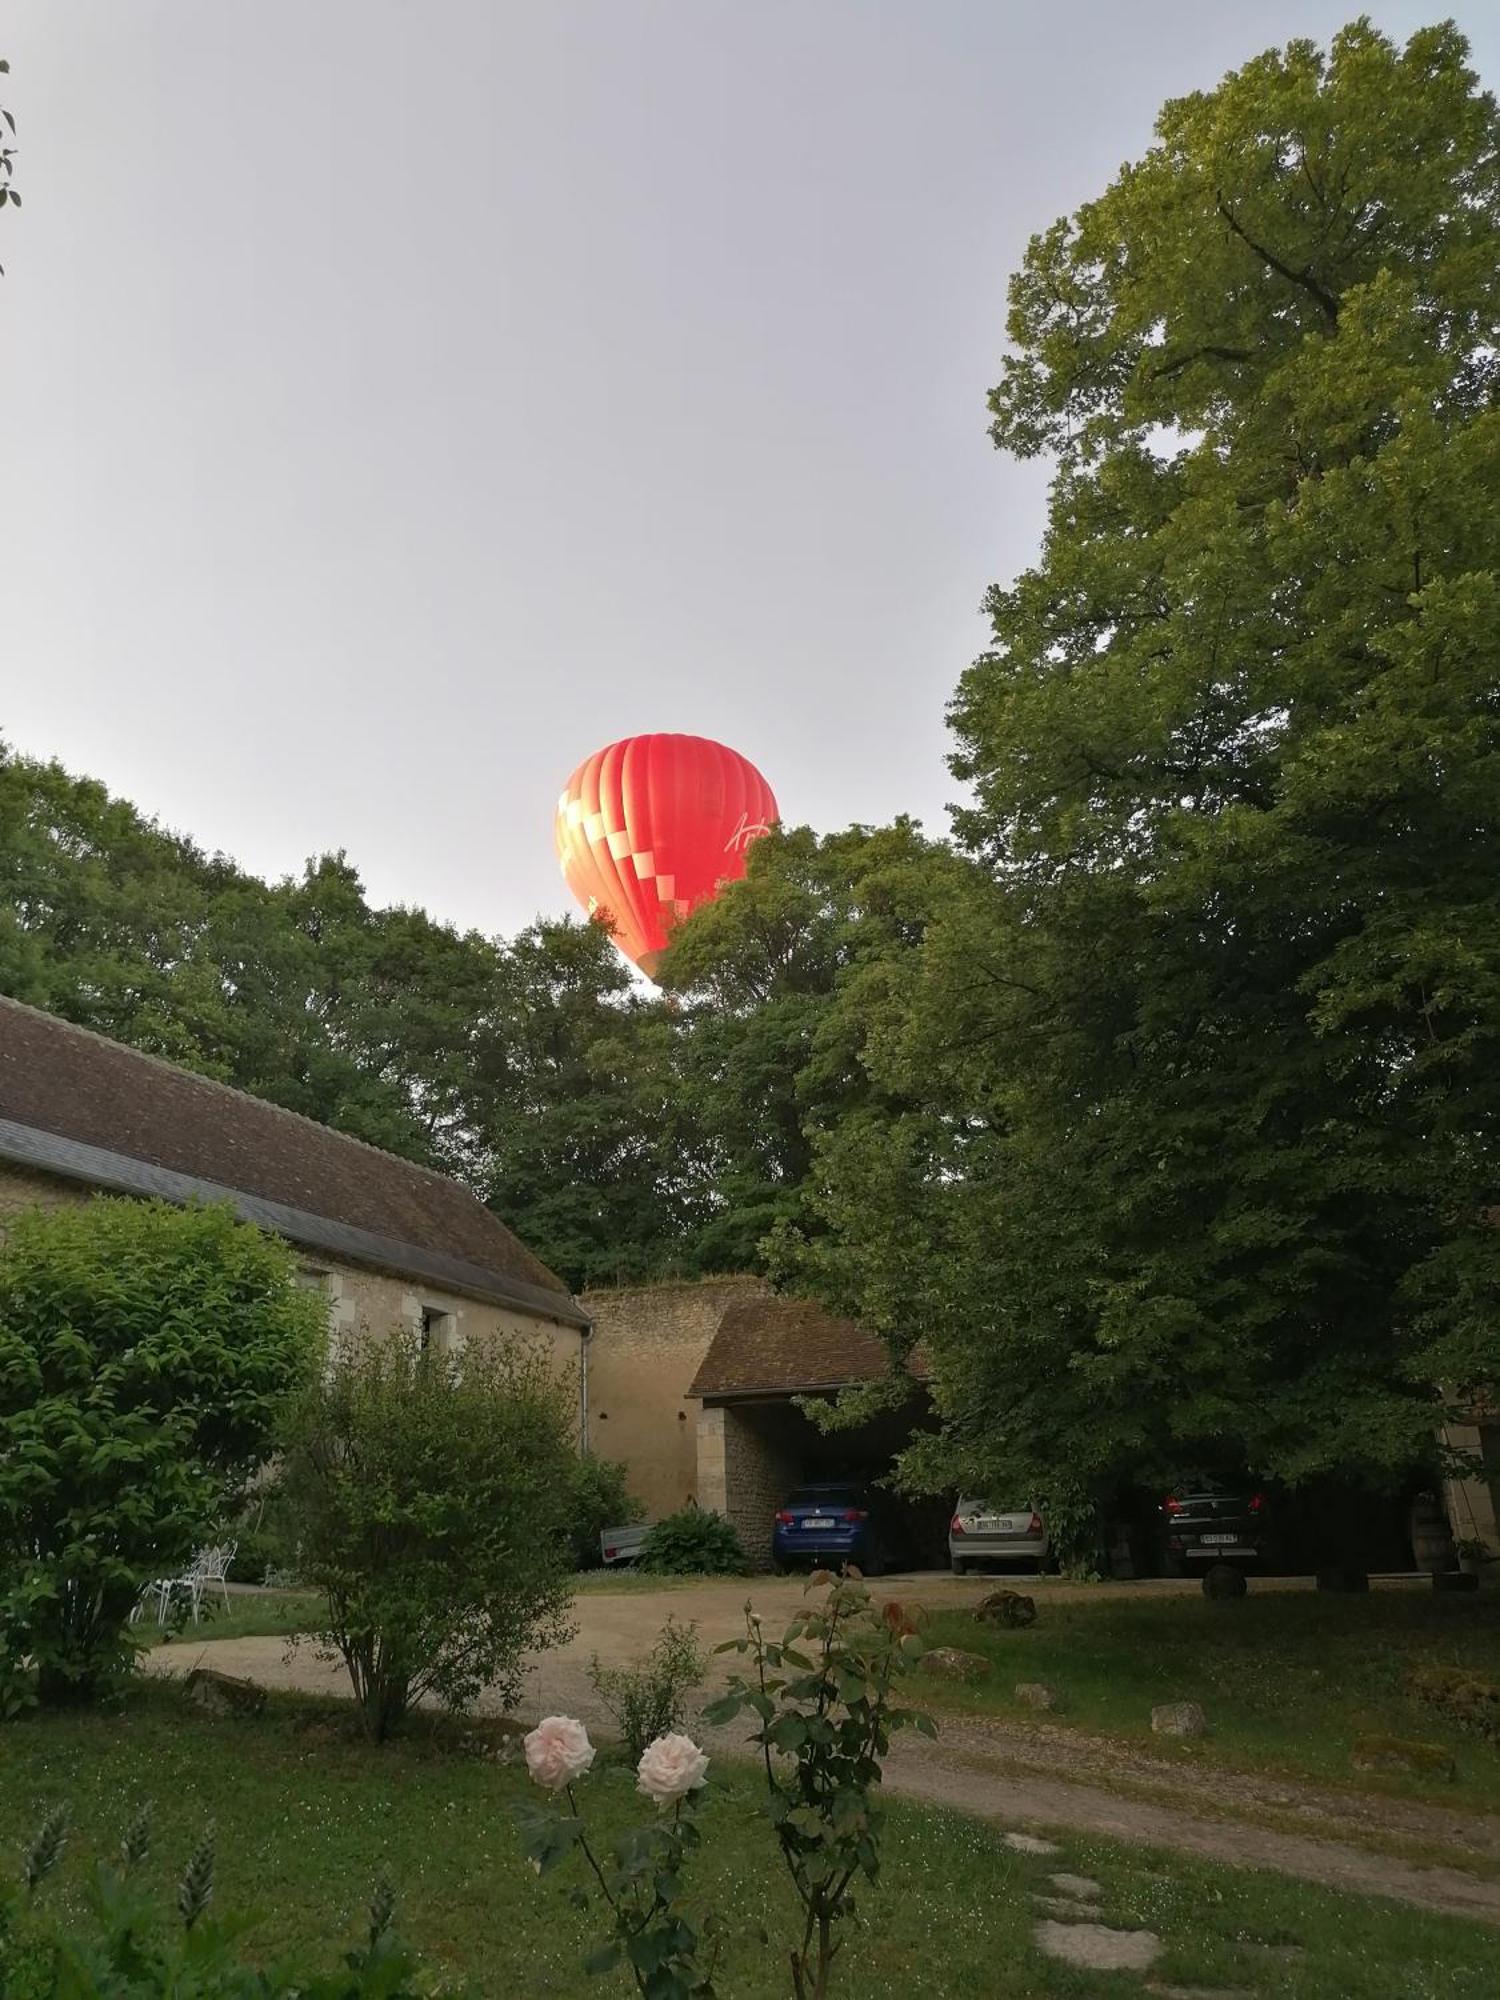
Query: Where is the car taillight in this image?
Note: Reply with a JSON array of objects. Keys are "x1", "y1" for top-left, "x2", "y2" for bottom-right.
[
  {"x1": 1163, "y1": 1496, "x2": 1183, "y2": 1515},
  {"x1": 1248, "y1": 1494, "x2": 1265, "y2": 1515},
  {"x1": 842, "y1": 1508, "x2": 868, "y2": 1523},
  {"x1": 950, "y1": 1514, "x2": 966, "y2": 1535},
  {"x1": 774, "y1": 1510, "x2": 793, "y2": 1526},
  {"x1": 1027, "y1": 1512, "x2": 1043, "y2": 1537},
  {"x1": 603, "y1": 1546, "x2": 618, "y2": 1560}
]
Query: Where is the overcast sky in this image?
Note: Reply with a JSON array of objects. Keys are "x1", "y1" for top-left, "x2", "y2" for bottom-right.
[{"x1": 3, "y1": 2, "x2": 1495, "y2": 939}]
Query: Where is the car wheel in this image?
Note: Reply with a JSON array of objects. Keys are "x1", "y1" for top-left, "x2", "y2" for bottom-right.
[{"x1": 950, "y1": 1555, "x2": 969, "y2": 1577}]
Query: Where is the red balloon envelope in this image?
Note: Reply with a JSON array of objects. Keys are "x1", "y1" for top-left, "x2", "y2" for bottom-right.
[{"x1": 555, "y1": 733, "x2": 778, "y2": 978}]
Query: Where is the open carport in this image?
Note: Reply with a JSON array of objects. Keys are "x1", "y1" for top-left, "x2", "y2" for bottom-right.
[{"x1": 688, "y1": 1291, "x2": 942, "y2": 1568}]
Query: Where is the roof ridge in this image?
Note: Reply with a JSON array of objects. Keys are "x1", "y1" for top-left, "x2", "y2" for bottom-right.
[{"x1": 0, "y1": 989, "x2": 476, "y2": 1201}]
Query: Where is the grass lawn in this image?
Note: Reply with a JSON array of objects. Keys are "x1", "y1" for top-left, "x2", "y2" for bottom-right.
[
  {"x1": 140, "y1": 1589, "x2": 325, "y2": 1648},
  {"x1": 918, "y1": 1585, "x2": 1500, "y2": 1807},
  {"x1": 2, "y1": 1684, "x2": 1496, "y2": 1997}
]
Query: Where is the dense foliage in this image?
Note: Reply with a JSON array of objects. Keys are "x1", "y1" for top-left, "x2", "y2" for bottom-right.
[
  {"x1": 0, "y1": 1198, "x2": 319, "y2": 1711},
  {"x1": 567, "y1": 1453, "x2": 644, "y2": 1570},
  {"x1": 279, "y1": 1336, "x2": 576, "y2": 1740},
  {"x1": 777, "y1": 19, "x2": 1500, "y2": 1509},
  {"x1": 639, "y1": 1508, "x2": 749, "y2": 1577}
]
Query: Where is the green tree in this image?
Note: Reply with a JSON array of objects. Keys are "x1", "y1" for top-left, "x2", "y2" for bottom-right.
[
  {"x1": 662, "y1": 821, "x2": 957, "y2": 1273},
  {"x1": 280, "y1": 1335, "x2": 576, "y2": 1741},
  {"x1": 0, "y1": 1198, "x2": 320, "y2": 1709},
  {"x1": 792, "y1": 20, "x2": 1500, "y2": 1508},
  {"x1": 471, "y1": 918, "x2": 699, "y2": 1289}
]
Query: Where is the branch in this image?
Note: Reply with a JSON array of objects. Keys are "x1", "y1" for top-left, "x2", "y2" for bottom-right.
[
  {"x1": 1215, "y1": 195, "x2": 1340, "y2": 326},
  {"x1": 1149, "y1": 343, "x2": 1252, "y2": 382}
]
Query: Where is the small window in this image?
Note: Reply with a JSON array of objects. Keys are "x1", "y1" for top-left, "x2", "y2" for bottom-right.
[{"x1": 419, "y1": 1306, "x2": 454, "y2": 1355}]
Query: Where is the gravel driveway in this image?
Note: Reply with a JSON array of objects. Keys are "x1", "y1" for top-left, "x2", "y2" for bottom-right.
[{"x1": 144, "y1": 1571, "x2": 1500, "y2": 1928}]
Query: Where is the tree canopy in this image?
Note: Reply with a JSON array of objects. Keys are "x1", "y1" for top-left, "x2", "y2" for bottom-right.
[{"x1": 784, "y1": 18, "x2": 1500, "y2": 1504}]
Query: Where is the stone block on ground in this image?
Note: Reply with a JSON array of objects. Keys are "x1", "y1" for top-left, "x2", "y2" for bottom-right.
[
  {"x1": 1147, "y1": 1986, "x2": 1252, "y2": 1999},
  {"x1": 1151, "y1": 1700, "x2": 1207, "y2": 1739},
  {"x1": 1201, "y1": 1563, "x2": 1247, "y2": 1600},
  {"x1": 1350, "y1": 1734, "x2": 1456, "y2": 1781},
  {"x1": 976, "y1": 1589, "x2": 1037, "y2": 1628},
  {"x1": 1003, "y1": 1831, "x2": 1059, "y2": 1856},
  {"x1": 1047, "y1": 1872, "x2": 1101, "y2": 1900},
  {"x1": 1014, "y1": 1681, "x2": 1057, "y2": 1711},
  {"x1": 183, "y1": 1667, "x2": 266, "y2": 1718},
  {"x1": 919, "y1": 1646, "x2": 992, "y2": 1684},
  {"x1": 1034, "y1": 1921, "x2": 1160, "y2": 1973}
]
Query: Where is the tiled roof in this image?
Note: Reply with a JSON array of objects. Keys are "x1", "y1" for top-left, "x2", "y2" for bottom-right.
[
  {"x1": 0, "y1": 994, "x2": 579, "y2": 1320},
  {"x1": 688, "y1": 1289, "x2": 926, "y2": 1398}
]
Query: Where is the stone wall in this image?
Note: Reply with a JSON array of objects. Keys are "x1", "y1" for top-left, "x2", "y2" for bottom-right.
[
  {"x1": 580, "y1": 1277, "x2": 760, "y2": 1520},
  {"x1": 697, "y1": 1401, "x2": 805, "y2": 1570}
]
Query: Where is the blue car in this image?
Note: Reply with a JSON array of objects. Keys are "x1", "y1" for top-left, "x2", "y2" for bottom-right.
[{"x1": 772, "y1": 1482, "x2": 889, "y2": 1576}]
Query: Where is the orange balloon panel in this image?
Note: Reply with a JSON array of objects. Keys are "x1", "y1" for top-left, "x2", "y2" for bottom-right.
[{"x1": 555, "y1": 733, "x2": 778, "y2": 978}]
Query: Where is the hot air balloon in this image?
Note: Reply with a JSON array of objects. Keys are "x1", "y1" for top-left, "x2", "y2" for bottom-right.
[{"x1": 555, "y1": 733, "x2": 778, "y2": 979}]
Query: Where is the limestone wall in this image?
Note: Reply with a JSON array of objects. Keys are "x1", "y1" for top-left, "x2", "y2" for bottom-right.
[
  {"x1": 696, "y1": 1400, "x2": 804, "y2": 1570},
  {"x1": 580, "y1": 1276, "x2": 761, "y2": 1520}
]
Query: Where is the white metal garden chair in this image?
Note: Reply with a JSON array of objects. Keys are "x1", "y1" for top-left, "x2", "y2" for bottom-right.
[{"x1": 148, "y1": 1540, "x2": 238, "y2": 1625}]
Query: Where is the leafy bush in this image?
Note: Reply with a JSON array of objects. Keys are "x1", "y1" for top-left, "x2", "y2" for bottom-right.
[
  {"x1": 0, "y1": 1805, "x2": 452, "y2": 1996},
  {"x1": 704, "y1": 1571, "x2": 934, "y2": 2000},
  {"x1": 229, "y1": 1477, "x2": 306, "y2": 1586},
  {"x1": 280, "y1": 1335, "x2": 576, "y2": 1740},
  {"x1": 568, "y1": 1453, "x2": 644, "y2": 1570},
  {"x1": 639, "y1": 1507, "x2": 748, "y2": 1576},
  {"x1": 0, "y1": 1197, "x2": 321, "y2": 1713},
  {"x1": 515, "y1": 1718, "x2": 716, "y2": 1997},
  {"x1": 587, "y1": 1615, "x2": 708, "y2": 1762}
]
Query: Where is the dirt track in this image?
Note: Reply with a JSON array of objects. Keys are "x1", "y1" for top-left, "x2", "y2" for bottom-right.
[{"x1": 145, "y1": 1571, "x2": 1500, "y2": 1928}]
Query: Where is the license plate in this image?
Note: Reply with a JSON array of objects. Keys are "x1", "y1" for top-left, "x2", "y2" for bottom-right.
[
  {"x1": 803, "y1": 1518, "x2": 834, "y2": 1530},
  {"x1": 1200, "y1": 1533, "x2": 1240, "y2": 1545}
]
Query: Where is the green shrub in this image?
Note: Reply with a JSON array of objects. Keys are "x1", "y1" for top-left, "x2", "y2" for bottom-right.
[
  {"x1": 0, "y1": 1198, "x2": 321, "y2": 1713},
  {"x1": 639, "y1": 1506, "x2": 748, "y2": 1576},
  {"x1": 586, "y1": 1614, "x2": 707, "y2": 1761},
  {"x1": 229, "y1": 1478, "x2": 305, "y2": 1586},
  {"x1": 280, "y1": 1336, "x2": 576, "y2": 1741},
  {"x1": 567, "y1": 1454, "x2": 644, "y2": 1570},
  {"x1": 0, "y1": 1806, "x2": 453, "y2": 1996}
]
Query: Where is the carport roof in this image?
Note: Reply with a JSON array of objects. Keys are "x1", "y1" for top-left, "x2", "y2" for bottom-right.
[{"x1": 688, "y1": 1291, "x2": 926, "y2": 1400}]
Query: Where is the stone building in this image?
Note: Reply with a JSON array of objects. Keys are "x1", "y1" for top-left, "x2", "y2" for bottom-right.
[
  {"x1": 582, "y1": 1278, "x2": 928, "y2": 1566},
  {"x1": 0, "y1": 995, "x2": 590, "y2": 1401}
]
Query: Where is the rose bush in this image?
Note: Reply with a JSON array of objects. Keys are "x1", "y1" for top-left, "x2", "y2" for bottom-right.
[{"x1": 515, "y1": 1720, "x2": 716, "y2": 1996}]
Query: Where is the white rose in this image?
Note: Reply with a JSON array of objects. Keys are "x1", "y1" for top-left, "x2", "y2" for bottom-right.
[
  {"x1": 524, "y1": 1714, "x2": 595, "y2": 1791},
  {"x1": 636, "y1": 1732, "x2": 710, "y2": 1808}
]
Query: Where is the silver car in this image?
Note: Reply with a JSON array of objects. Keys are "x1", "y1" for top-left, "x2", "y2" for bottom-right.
[{"x1": 949, "y1": 1497, "x2": 1050, "y2": 1575}]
